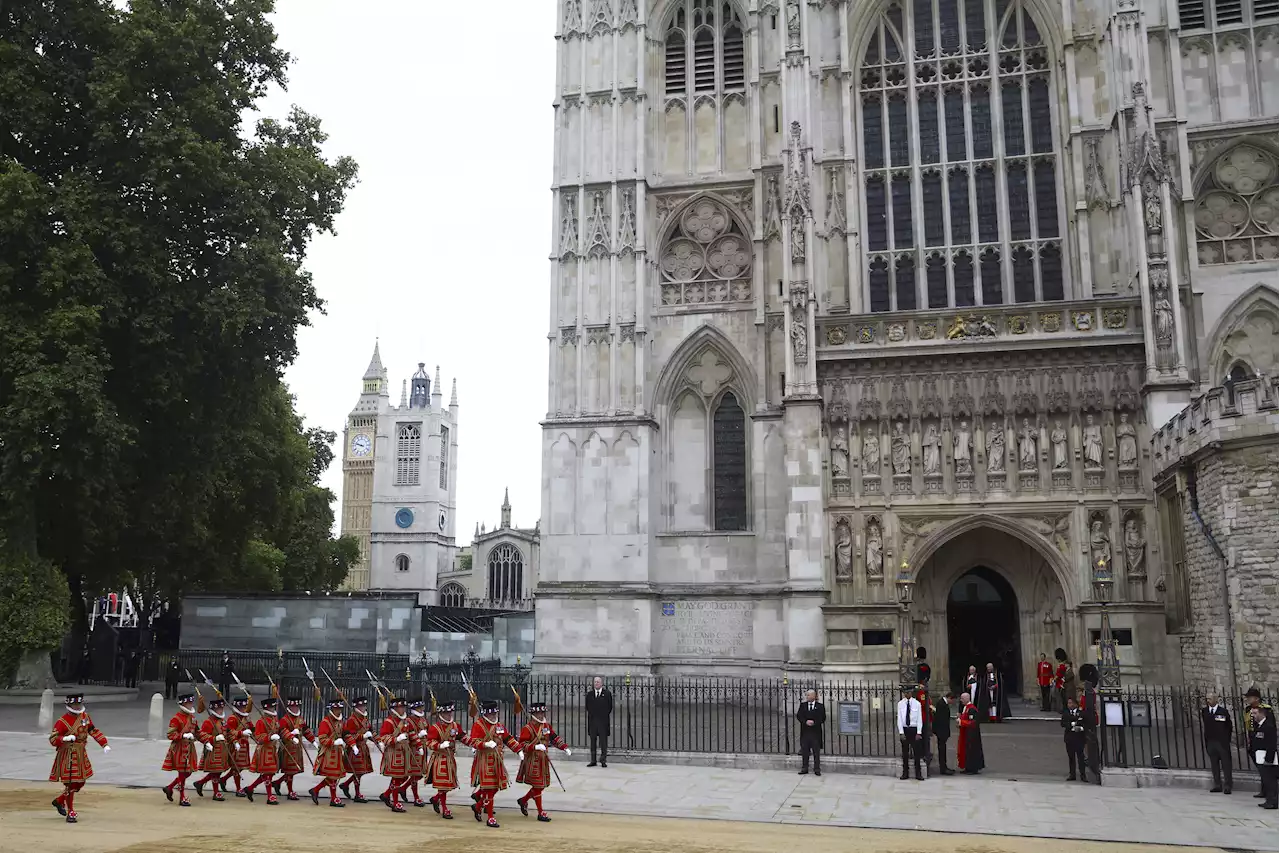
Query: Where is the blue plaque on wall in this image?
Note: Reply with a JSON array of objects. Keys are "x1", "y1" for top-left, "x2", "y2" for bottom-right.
[
  {"x1": 395, "y1": 508, "x2": 414, "y2": 529},
  {"x1": 661, "y1": 602, "x2": 675, "y2": 616}
]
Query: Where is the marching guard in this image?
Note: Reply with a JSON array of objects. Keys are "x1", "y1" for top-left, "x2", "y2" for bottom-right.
[
  {"x1": 221, "y1": 695, "x2": 254, "y2": 797},
  {"x1": 425, "y1": 700, "x2": 465, "y2": 819},
  {"x1": 339, "y1": 696, "x2": 375, "y2": 803},
  {"x1": 161, "y1": 692, "x2": 200, "y2": 806},
  {"x1": 468, "y1": 699, "x2": 523, "y2": 828},
  {"x1": 377, "y1": 696, "x2": 418, "y2": 813},
  {"x1": 406, "y1": 699, "x2": 430, "y2": 807},
  {"x1": 243, "y1": 697, "x2": 283, "y2": 804},
  {"x1": 309, "y1": 699, "x2": 349, "y2": 806},
  {"x1": 273, "y1": 696, "x2": 315, "y2": 800},
  {"x1": 193, "y1": 698, "x2": 232, "y2": 800},
  {"x1": 49, "y1": 692, "x2": 110, "y2": 823},
  {"x1": 514, "y1": 701, "x2": 571, "y2": 822}
]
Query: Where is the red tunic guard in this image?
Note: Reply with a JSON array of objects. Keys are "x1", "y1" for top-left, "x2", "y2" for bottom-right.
[
  {"x1": 193, "y1": 699, "x2": 232, "y2": 800},
  {"x1": 243, "y1": 698, "x2": 283, "y2": 804},
  {"x1": 48, "y1": 693, "x2": 109, "y2": 824},
  {"x1": 425, "y1": 702, "x2": 466, "y2": 819},
  {"x1": 514, "y1": 703, "x2": 571, "y2": 822},
  {"x1": 405, "y1": 701, "x2": 430, "y2": 807},
  {"x1": 161, "y1": 694, "x2": 200, "y2": 806},
  {"x1": 308, "y1": 701, "x2": 348, "y2": 806},
  {"x1": 339, "y1": 697, "x2": 375, "y2": 803},
  {"x1": 273, "y1": 698, "x2": 315, "y2": 800},
  {"x1": 220, "y1": 697, "x2": 253, "y2": 796},
  {"x1": 377, "y1": 699, "x2": 418, "y2": 813},
  {"x1": 469, "y1": 700, "x2": 524, "y2": 828}
]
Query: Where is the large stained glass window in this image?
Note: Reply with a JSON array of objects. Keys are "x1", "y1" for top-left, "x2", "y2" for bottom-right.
[{"x1": 858, "y1": 0, "x2": 1065, "y2": 311}]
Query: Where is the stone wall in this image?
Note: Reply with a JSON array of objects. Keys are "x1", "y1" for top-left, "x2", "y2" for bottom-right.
[{"x1": 1152, "y1": 377, "x2": 1279, "y2": 691}]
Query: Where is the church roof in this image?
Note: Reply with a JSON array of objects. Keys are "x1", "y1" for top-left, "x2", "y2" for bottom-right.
[{"x1": 362, "y1": 341, "x2": 385, "y2": 381}]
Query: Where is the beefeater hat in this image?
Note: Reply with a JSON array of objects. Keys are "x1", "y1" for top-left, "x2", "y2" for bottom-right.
[
  {"x1": 481, "y1": 698, "x2": 500, "y2": 714},
  {"x1": 528, "y1": 702, "x2": 548, "y2": 714},
  {"x1": 437, "y1": 700, "x2": 456, "y2": 713}
]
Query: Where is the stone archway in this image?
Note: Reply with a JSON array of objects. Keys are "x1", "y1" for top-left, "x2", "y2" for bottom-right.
[
  {"x1": 909, "y1": 520, "x2": 1070, "y2": 697},
  {"x1": 946, "y1": 566, "x2": 1022, "y2": 694}
]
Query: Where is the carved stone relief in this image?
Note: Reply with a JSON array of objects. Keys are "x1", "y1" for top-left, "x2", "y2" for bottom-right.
[
  {"x1": 1017, "y1": 418, "x2": 1038, "y2": 471},
  {"x1": 1116, "y1": 412, "x2": 1138, "y2": 468},
  {"x1": 1082, "y1": 414, "x2": 1104, "y2": 469},
  {"x1": 825, "y1": 168, "x2": 846, "y2": 236},
  {"x1": 616, "y1": 189, "x2": 636, "y2": 252},
  {"x1": 834, "y1": 516, "x2": 853, "y2": 581},
  {"x1": 585, "y1": 190, "x2": 611, "y2": 257},
  {"x1": 1123, "y1": 512, "x2": 1147, "y2": 579},
  {"x1": 560, "y1": 191, "x2": 580, "y2": 258},
  {"x1": 865, "y1": 516, "x2": 884, "y2": 580},
  {"x1": 1089, "y1": 512, "x2": 1112, "y2": 572}
]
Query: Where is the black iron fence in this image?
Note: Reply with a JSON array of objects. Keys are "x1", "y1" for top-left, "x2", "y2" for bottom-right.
[{"x1": 1099, "y1": 685, "x2": 1277, "y2": 771}]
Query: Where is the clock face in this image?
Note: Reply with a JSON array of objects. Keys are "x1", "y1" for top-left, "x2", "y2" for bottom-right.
[
  {"x1": 351, "y1": 434, "x2": 372, "y2": 457},
  {"x1": 395, "y1": 508, "x2": 414, "y2": 529}
]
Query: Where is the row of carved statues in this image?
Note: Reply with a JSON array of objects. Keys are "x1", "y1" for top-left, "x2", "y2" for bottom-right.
[{"x1": 829, "y1": 413, "x2": 1140, "y2": 478}]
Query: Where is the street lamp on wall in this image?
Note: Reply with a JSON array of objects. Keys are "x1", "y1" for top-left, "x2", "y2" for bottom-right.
[
  {"x1": 895, "y1": 561, "x2": 917, "y2": 689},
  {"x1": 1093, "y1": 557, "x2": 1122, "y2": 692}
]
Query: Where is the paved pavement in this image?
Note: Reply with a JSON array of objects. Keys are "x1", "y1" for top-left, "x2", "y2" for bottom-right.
[{"x1": 5, "y1": 732, "x2": 1275, "y2": 850}]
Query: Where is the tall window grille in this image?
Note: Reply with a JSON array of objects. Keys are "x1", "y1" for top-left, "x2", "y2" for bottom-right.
[
  {"x1": 858, "y1": 0, "x2": 1065, "y2": 312},
  {"x1": 395, "y1": 424, "x2": 421, "y2": 486},
  {"x1": 439, "y1": 425, "x2": 450, "y2": 489},
  {"x1": 664, "y1": 0, "x2": 745, "y2": 97},
  {"x1": 1178, "y1": 0, "x2": 1278, "y2": 29},
  {"x1": 487, "y1": 543, "x2": 524, "y2": 602}
]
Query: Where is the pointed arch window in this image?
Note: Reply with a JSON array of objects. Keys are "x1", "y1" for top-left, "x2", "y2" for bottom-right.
[
  {"x1": 663, "y1": 1, "x2": 746, "y2": 97},
  {"x1": 857, "y1": 0, "x2": 1066, "y2": 311},
  {"x1": 1194, "y1": 144, "x2": 1278, "y2": 265},
  {"x1": 712, "y1": 392, "x2": 747, "y2": 530},
  {"x1": 439, "y1": 425, "x2": 450, "y2": 489},
  {"x1": 439, "y1": 582, "x2": 467, "y2": 608},
  {"x1": 487, "y1": 544, "x2": 524, "y2": 603},
  {"x1": 658, "y1": 197, "x2": 753, "y2": 307},
  {"x1": 395, "y1": 424, "x2": 422, "y2": 486}
]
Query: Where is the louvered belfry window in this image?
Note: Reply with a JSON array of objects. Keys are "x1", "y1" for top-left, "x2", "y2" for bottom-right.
[{"x1": 664, "y1": 1, "x2": 746, "y2": 97}]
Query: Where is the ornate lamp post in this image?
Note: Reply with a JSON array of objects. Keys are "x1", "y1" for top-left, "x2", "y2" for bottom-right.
[
  {"x1": 1092, "y1": 557, "x2": 1121, "y2": 692},
  {"x1": 895, "y1": 561, "x2": 917, "y2": 689}
]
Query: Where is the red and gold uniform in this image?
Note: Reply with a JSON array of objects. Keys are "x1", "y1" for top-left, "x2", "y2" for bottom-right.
[
  {"x1": 220, "y1": 697, "x2": 253, "y2": 795},
  {"x1": 1037, "y1": 656, "x2": 1054, "y2": 711},
  {"x1": 425, "y1": 702, "x2": 465, "y2": 819},
  {"x1": 514, "y1": 703, "x2": 571, "y2": 822},
  {"x1": 193, "y1": 699, "x2": 232, "y2": 800},
  {"x1": 161, "y1": 694, "x2": 200, "y2": 806},
  {"x1": 274, "y1": 699, "x2": 315, "y2": 800},
  {"x1": 377, "y1": 699, "x2": 418, "y2": 813},
  {"x1": 308, "y1": 701, "x2": 348, "y2": 806},
  {"x1": 244, "y1": 698, "x2": 283, "y2": 804},
  {"x1": 48, "y1": 694, "x2": 109, "y2": 824},
  {"x1": 340, "y1": 697, "x2": 375, "y2": 803},
  {"x1": 469, "y1": 700, "x2": 523, "y2": 828},
  {"x1": 405, "y1": 701, "x2": 431, "y2": 807}
]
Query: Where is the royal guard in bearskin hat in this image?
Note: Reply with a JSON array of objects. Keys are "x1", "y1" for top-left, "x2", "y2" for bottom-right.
[
  {"x1": 309, "y1": 699, "x2": 349, "y2": 806},
  {"x1": 161, "y1": 692, "x2": 201, "y2": 806},
  {"x1": 221, "y1": 695, "x2": 254, "y2": 797},
  {"x1": 243, "y1": 697, "x2": 283, "y2": 804},
  {"x1": 377, "y1": 696, "x2": 418, "y2": 812},
  {"x1": 193, "y1": 698, "x2": 232, "y2": 800},
  {"x1": 272, "y1": 696, "x2": 315, "y2": 800},
  {"x1": 469, "y1": 698, "x2": 523, "y2": 828},
  {"x1": 514, "y1": 701, "x2": 571, "y2": 822},
  {"x1": 425, "y1": 700, "x2": 465, "y2": 819},
  {"x1": 49, "y1": 692, "x2": 110, "y2": 823},
  {"x1": 339, "y1": 696, "x2": 375, "y2": 803},
  {"x1": 405, "y1": 699, "x2": 430, "y2": 807}
]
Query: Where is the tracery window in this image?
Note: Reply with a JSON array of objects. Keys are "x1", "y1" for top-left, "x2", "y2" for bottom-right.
[
  {"x1": 664, "y1": 1, "x2": 745, "y2": 97},
  {"x1": 858, "y1": 0, "x2": 1065, "y2": 311},
  {"x1": 659, "y1": 197, "x2": 753, "y2": 307},
  {"x1": 395, "y1": 424, "x2": 421, "y2": 486},
  {"x1": 1178, "y1": 0, "x2": 1278, "y2": 30},
  {"x1": 487, "y1": 543, "x2": 524, "y2": 602},
  {"x1": 1194, "y1": 144, "x2": 1279, "y2": 264},
  {"x1": 439, "y1": 582, "x2": 467, "y2": 608}
]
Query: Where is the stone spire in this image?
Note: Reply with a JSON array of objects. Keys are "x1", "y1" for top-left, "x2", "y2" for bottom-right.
[
  {"x1": 500, "y1": 488, "x2": 511, "y2": 529},
  {"x1": 363, "y1": 340, "x2": 384, "y2": 381},
  {"x1": 450, "y1": 376, "x2": 458, "y2": 407},
  {"x1": 399, "y1": 379, "x2": 407, "y2": 408},
  {"x1": 432, "y1": 365, "x2": 443, "y2": 406}
]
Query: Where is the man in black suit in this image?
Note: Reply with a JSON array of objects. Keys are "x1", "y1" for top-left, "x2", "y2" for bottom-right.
[
  {"x1": 218, "y1": 651, "x2": 234, "y2": 700},
  {"x1": 796, "y1": 689, "x2": 825, "y2": 776},
  {"x1": 933, "y1": 690, "x2": 954, "y2": 775},
  {"x1": 585, "y1": 676, "x2": 613, "y2": 767},
  {"x1": 1202, "y1": 692, "x2": 1234, "y2": 794}
]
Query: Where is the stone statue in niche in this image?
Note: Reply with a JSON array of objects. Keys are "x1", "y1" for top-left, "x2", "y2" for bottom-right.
[
  {"x1": 1018, "y1": 418, "x2": 1038, "y2": 470},
  {"x1": 786, "y1": 0, "x2": 801, "y2": 48},
  {"x1": 861, "y1": 428, "x2": 881, "y2": 475},
  {"x1": 865, "y1": 519, "x2": 884, "y2": 579},
  {"x1": 1083, "y1": 415, "x2": 1104, "y2": 469},
  {"x1": 922, "y1": 423, "x2": 942, "y2": 475},
  {"x1": 791, "y1": 315, "x2": 808, "y2": 365},
  {"x1": 1116, "y1": 413, "x2": 1138, "y2": 467},
  {"x1": 954, "y1": 420, "x2": 972, "y2": 474},
  {"x1": 830, "y1": 423, "x2": 849, "y2": 478},
  {"x1": 1090, "y1": 517, "x2": 1111, "y2": 572},
  {"x1": 834, "y1": 517, "x2": 853, "y2": 581},
  {"x1": 1124, "y1": 516, "x2": 1147, "y2": 578},
  {"x1": 1153, "y1": 290, "x2": 1175, "y2": 343},
  {"x1": 790, "y1": 216, "x2": 806, "y2": 263},
  {"x1": 1051, "y1": 420, "x2": 1069, "y2": 470},
  {"x1": 891, "y1": 421, "x2": 911, "y2": 475},
  {"x1": 986, "y1": 421, "x2": 1005, "y2": 473}
]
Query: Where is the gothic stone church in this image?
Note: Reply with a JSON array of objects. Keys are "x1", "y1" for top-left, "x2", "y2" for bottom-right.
[{"x1": 536, "y1": 0, "x2": 1279, "y2": 688}]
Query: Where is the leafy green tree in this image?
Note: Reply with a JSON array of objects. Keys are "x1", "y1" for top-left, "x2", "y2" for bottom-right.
[{"x1": 0, "y1": 548, "x2": 72, "y2": 686}]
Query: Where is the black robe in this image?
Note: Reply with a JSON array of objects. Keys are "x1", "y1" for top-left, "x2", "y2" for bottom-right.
[{"x1": 979, "y1": 670, "x2": 1012, "y2": 721}]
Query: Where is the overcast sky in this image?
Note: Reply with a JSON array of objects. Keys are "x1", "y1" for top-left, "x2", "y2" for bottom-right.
[{"x1": 255, "y1": 1, "x2": 556, "y2": 540}]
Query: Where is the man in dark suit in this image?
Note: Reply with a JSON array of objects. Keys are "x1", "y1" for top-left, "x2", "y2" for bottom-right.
[
  {"x1": 1202, "y1": 692, "x2": 1234, "y2": 794},
  {"x1": 1079, "y1": 664, "x2": 1100, "y2": 783},
  {"x1": 218, "y1": 651, "x2": 234, "y2": 700},
  {"x1": 796, "y1": 689, "x2": 825, "y2": 776},
  {"x1": 585, "y1": 676, "x2": 613, "y2": 767},
  {"x1": 933, "y1": 690, "x2": 954, "y2": 775}
]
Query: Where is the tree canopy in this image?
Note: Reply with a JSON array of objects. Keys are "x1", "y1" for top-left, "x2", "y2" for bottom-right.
[{"x1": 0, "y1": 0, "x2": 360, "y2": 631}]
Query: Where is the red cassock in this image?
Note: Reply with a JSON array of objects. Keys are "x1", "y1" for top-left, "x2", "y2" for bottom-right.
[
  {"x1": 49, "y1": 712, "x2": 108, "y2": 783},
  {"x1": 957, "y1": 702, "x2": 977, "y2": 770},
  {"x1": 249, "y1": 715, "x2": 282, "y2": 774},
  {"x1": 341, "y1": 712, "x2": 375, "y2": 775},
  {"x1": 1037, "y1": 660, "x2": 1053, "y2": 688},
  {"x1": 378, "y1": 713, "x2": 418, "y2": 779},
  {"x1": 468, "y1": 718, "x2": 522, "y2": 791},
  {"x1": 426, "y1": 719, "x2": 466, "y2": 792},
  {"x1": 162, "y1": 711, "x2": 200, "y2": 772},
  {"x1": 313, "y1": 715, "x2": 348, "y2": 780},
  {"x1": 515, "y1": 721, "x2": 567, "y2": 790},
  {"x1": 226, "y1": 714, "x2": 252, "y2": 770},
  {"x1": 197, "y1": 715, "x2": 232, "y2": 773},
  {"x1": 276, "y1": 712, "x2": 314, "y2": 774}
]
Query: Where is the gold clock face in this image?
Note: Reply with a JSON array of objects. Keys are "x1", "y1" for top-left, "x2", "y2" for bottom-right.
[{"x1": 351, "y1": 434, "x2": 372, "y2": 457}]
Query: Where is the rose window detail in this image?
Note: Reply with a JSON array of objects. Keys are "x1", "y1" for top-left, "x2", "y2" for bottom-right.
[
  {"x1": 659, "y1": 196, "x2": 752, "y2": 307},
  {"x1": 1195, "y1": 144, "x2": 1279, "y2": 266}
]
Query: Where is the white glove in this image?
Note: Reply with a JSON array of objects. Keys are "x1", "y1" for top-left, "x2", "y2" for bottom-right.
[
  {"x1": 564, "y1": 748, "x2": 572, "y2": 757},
  {"x1": 516, "y1": 750, "x2": 524, "y2": 760},
  {"x1": 204, "y1": 742, "x2": 213, "y2": 751},
  {"x1": 395, "y1": 733, "x2": 408, "y2": 743},
  {"x1": 61, "y1": 734, "x2": 76, "y2": 743},
  {"x1": 363, "y1": 731, "x2": 373, "y2": 740},
  {"x1": 291, "y1": 728, "x2": 301, "y2": 736},
  {"x1": 351, "y1": 747, "x2": 359, "y2": 756},
  {"x1": 215, "y1": 734, "x2": 225, "y2": 742},
  {"x1": 483, "y1": 740, "x2": 497, "y2": 749},
  {"x1": 270, "y1": 733, "x2": 281, "y2": 742},
  {"x1": 335, "y1": 738, "x2": 345, "y2": 747},
  {"x1": 535, "y1": 744, "x2": 547, "y2": 752},
  {"x1": 182, "y1": 732, "x2": 194, "y2": 740},
  {"x1": 292, "y1": 737, "x2": 299, "y2": 744},
  {"x1": 241, "y1": 730, "x2": 252, "y2": 738},
  {"x1": 102, "y1": 745, "x2": 111, "y2": 753},
  {"x1": 439, "y1": 740, "x2": 451, "y2": 749},
  {"x1": 417, "y1": 748, "x2": 424, "y2": 756}
]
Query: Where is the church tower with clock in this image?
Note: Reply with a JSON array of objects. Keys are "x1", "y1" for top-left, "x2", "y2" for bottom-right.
[{"x1": 339, "y1": 343, "x2": 459, "y2": 598}]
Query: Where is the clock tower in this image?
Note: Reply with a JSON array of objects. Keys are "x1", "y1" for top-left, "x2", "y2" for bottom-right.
[{"x1": 339, "y1": 343, "x2": 459, "y2": 598}]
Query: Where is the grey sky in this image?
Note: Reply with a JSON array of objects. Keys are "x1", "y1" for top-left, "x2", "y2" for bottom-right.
[{"x1": 255, "y1": 2, "x2": 556, "y2": 540}]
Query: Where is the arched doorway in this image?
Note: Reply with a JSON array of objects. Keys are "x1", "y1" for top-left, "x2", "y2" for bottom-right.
[{"x1": 946, "y1": 566, "x2": 1022, "y2": 695}]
